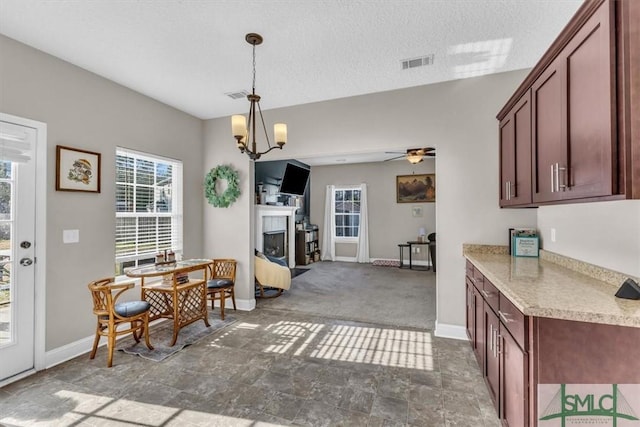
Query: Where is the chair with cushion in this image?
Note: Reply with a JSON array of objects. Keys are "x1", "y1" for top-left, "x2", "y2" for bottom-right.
[
  {"x1": 206, "y1": 259, "x2": 237, "y2": 320},
  {"x1": 88, "y1": 277, "x2": 153, "y2": 367},
  {"x1": 428, "y1": 232, "x2": 436, "y2": 272},
  {"x1": 255, "y1": 253, "x2": 291, "y2": 298}
]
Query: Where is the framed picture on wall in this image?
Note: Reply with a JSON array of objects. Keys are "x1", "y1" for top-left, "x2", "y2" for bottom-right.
[
  {"x1": 396, "y1": 174, "x2": 435, "y2": 203},
  {"x1": 56, "y1": 145, "x2": 101, "y2": 193}
]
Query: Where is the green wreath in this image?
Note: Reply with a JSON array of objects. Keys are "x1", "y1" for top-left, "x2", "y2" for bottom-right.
[{"x1": 204, "y1": 165, "x2": 241, "y2": 208}]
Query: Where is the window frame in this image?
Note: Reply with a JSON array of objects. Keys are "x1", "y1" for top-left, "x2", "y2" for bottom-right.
[
  {"x1": 115, "y1": 148, "x2": 183, "y2": 276},
  {"x1": 333, "y1": 187, "x2": 361, "y2": 242}
]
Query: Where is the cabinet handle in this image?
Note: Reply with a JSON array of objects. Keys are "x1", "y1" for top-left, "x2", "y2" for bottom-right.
[
  {"x1": 550, "y1": 164, "x2": 555, "y2": 193},
  {"x1": 497, "y1": 334, "x2": 503, "y2": 355},
  {"x1": 489, "y1": 323, "x2": 494, "y2": 352},
  {"x1": 493, "y1": 328, "x2": 499, "y2": 358},
  {"x1": 498, "y1": 310, "x2": 511, "y2": 324},
  {"x1": 557, "y1": 164, "x2": 567, "y2": 191},
  {"x1": 481, "y1": 289, "x2": 492, "y2": 299},
  {"x1": 509, "y1": 181, "x2": 515, "y2": 199},
  {"x1": 505, "y1": 181, "x2": 509, "y2": 200}
]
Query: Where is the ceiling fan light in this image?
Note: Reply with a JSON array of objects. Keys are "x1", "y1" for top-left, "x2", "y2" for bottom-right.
[{"x1": 407, "y1": 154, "x2": 423, "y2": 164}]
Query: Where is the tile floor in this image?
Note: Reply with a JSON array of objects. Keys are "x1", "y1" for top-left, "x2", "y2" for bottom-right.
[{"x1": 0, "y1": 308, "x2": 499, "y2": 426}]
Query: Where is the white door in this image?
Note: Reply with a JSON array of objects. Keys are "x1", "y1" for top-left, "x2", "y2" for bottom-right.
[{"x1": 0, "y1": 120, "x2": 37, "y2": 381}]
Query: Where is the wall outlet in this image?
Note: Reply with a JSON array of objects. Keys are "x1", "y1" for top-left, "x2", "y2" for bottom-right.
[{"x1": 550, "y1": 228, "x2": 557, "y2": 243}]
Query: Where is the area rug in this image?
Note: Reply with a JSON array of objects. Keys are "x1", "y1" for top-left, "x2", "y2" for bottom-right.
[
  {"x1": 371, "y1": 259, "x2": 401, "y2": 267},
  {"x1": 118, "y1": 315, "x2": 236, "y2": 362},
  {"x1": 290, "y1": 267, "x2": 310, "y2": 278}
]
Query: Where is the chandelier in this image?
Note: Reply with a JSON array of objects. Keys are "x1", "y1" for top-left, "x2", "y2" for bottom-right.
[{"x1": 231, "y1": 33, "x2": 287, "y2": 160}]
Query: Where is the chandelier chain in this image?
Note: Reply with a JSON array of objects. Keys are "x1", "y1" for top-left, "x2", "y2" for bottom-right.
[{"x1": 252, "y1": 43, "x2": 256, "y2": 93}]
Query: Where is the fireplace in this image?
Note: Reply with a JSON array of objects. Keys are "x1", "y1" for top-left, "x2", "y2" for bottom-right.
[
  {"x1": 263, "y1": 231, "x2": 286, "y2": 259},
  {"x1": 255, "y1": 205, "x2": 297, "y2": 268}
]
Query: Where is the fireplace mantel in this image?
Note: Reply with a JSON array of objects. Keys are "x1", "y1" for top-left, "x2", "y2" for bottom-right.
[{"x1": 255, "y1": 205, "x2": 298, "y2": 268}]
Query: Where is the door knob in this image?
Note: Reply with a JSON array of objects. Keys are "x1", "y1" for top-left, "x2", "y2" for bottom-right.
[{"x1": 19, "y1": 258, "x2": 33, "y2": 266}]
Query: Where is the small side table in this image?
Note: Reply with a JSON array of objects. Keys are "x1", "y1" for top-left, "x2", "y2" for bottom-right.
[
  {"x1": 407, "y1": 241, "x2": 430, "y2": 271},
  {"x1": 398, "y1": 243, "x2": 410, "y2": 269}
]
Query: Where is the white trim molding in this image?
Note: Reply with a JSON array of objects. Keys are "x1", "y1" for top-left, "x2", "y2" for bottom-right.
[
  {"x1": 255, "y1": 205, "x2": 298, "y2": 268},
  {"x1": 0, "y1": 113, "x2": 47, "y2": 373},
  {"x1": 434, "y1": 321, "x2": 468, "y2": 341}
]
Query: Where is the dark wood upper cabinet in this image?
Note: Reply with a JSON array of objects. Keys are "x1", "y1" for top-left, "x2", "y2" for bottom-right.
[
  {"x1": 500, "y1": 92, "x2": 532, "y2": 206},
  {"x1": 498, "y1": 0, "x2": 639, "y2": 207},
  {"x1": 532, "y1": 57, "x2": 567, "y2": 203},
  {"x1": 562, "y1": 0, "x2": 616, "y2": 200}
]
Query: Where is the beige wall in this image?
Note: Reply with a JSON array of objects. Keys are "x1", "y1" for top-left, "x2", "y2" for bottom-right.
[
  {"x1": 0, "y1": 35, "x2": 204, "y2": 350},
  {"x1": 538, "y1": 201, "x2": 640, "y2": 277},
  {"x1": 204, "y1": 69, "x2": 538, "y2": 332},
  {"x1": 310, "y1": 159, "x2": 436, "y2": 261}
]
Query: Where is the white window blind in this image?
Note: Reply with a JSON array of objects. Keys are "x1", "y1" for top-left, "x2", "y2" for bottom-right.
[
  {"x1": 0, "y1": 122, "x2": 33, "y2": 163},
  {"x1": 115, "y1": 148, "x2": 183, "y2": 275}
]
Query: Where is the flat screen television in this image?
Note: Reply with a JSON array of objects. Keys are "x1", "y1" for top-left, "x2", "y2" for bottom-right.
[{"x1": 279, "y1": 163, "x2": 310, "y2": 196}]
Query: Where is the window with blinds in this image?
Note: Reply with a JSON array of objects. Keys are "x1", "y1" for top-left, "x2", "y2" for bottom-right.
[
  {"x1": 115, "y1": 148, "x2": 183, "y2": 275},
  {"x1": 334, "y1": 188, "x2": 361, "y2": 238}
]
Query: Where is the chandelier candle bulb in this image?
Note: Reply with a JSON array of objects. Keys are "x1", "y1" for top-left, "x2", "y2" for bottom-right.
[
  {"x1": 232, "y1": 115, "x2": 247, "y2": 138},
  {"x1": 274, "y1": 123, "x2": 287, "y2": 145}
]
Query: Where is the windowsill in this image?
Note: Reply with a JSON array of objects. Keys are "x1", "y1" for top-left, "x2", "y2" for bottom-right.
[{"x1": 335, "y1": 237, "x2": 358, "y2": 243}]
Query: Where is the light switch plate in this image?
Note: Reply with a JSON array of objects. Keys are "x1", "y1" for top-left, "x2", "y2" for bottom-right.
[{"x1": 63, "y1": 229, "x2": 79, "y2": 244}]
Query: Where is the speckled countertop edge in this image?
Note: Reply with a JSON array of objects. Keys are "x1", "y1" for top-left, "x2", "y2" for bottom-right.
[{"x1": 463, "y1": 244, "x2": 640, "y2": 328}]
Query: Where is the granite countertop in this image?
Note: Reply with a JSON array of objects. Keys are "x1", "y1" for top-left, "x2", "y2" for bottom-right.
[{"x1": 463, "y1": 246, "x2": 640, "y2": 328}]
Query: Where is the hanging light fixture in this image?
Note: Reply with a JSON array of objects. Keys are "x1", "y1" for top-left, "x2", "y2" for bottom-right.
[
  {"x1": 406, "y1": 153, "x2": 424, "y2": 164},
  {"x1": 231, "y1": 33, "x2": 287, "y2": 160}
]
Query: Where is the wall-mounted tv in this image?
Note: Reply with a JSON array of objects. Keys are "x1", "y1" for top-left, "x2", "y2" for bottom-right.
[{"x1": 279, "y1": 163, "x2": 310, "y2": 196}]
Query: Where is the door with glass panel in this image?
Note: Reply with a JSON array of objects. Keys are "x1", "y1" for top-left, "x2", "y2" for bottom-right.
[{"x1": 0, "y1": 120, "x2": 36, "y2": 381}]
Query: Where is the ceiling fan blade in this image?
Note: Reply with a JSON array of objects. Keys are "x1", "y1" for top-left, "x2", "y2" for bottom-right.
[{"x1": 384, "y1": 154, "x2": 405, "y2": 161}]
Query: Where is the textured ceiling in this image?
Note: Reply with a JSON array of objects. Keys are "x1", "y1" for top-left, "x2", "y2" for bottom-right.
[{"x1": 0, "y1": 0, "x2": 583, "y2": 122}]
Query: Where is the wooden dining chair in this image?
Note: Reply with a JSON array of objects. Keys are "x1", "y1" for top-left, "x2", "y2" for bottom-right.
[
  {"x1": 88, "y1": 277, "x2": 153, "y2": 367},
  {"x1": 206, "y1": 259, "x2": 237, "y2": 320}
]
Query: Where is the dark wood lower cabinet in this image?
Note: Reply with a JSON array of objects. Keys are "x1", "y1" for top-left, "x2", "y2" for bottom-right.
[
  {"x1": 467, "y1": 261, "x2": 529, "y2": 426},
  {"x1": 484, "y1": 305, "x2": 500, "y2": 412},
  {"x1": 466, "y1": 259, "x2": 640, "y2": 427},
  {"x1": 501, "y1": 327, "x2": 528, "y2": 427}
]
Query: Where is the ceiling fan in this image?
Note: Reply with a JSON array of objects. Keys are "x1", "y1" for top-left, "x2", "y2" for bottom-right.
[{"x1": 384, "y1": 148, "x2": 435, "y2": 164}]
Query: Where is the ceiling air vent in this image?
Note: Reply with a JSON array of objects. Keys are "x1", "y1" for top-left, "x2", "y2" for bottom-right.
[
  {"x1": 225, "y1": 90, "x2": 249, "y2": 100},
  {"x1": 401, "y1": 54, "x2": 435, "y2": 70}
]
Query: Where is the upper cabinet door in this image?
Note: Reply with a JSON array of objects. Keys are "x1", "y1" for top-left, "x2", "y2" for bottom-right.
[
  {"x1": 500, "y1": 93, "x2": 532, "y2": 207},
  {"x1": 532, "y1": 57, "x2": 567, "y2": 204},
  {"x1": 499, "y1": 115, "x2": 515, "y2": 206},
  {"x1": 563, "y1": 0, "x2": 616, "y2": 200}
]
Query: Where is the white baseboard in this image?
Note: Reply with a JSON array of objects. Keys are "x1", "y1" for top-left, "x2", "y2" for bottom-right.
[
  {"x1": 45, "y1": 335, "x2": 101, "y2": 369},
  {"x1": 335, "y1": 256, "x2": 357, "y2": 262},
  {"x1": 434, "y1": 321, "x2": 468, "y2": 341},
  {"x1": 235, "y1": 298, "x2": 256, "y2": 311}
]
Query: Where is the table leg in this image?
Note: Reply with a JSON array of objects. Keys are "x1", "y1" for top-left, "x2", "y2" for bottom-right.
[{"x1": 409, "y1": 244, "x2": 413, "y2": 269}]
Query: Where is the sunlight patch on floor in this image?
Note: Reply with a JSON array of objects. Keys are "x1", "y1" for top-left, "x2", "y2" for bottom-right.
[
  {"x1": 258, "y1": 320, "x2": 434, "y2": 370},
  {"x1": 0, "y1": 390, "x2": 287, "y2": 427}
]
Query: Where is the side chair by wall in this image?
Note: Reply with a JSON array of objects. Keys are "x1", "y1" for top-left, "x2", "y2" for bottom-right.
[
  {"x1": 88, "y1": 277, "x2": 153, "y2": 367},
  {"x1": 206, "y1": 259, "x2": 237, "y2": 320}
]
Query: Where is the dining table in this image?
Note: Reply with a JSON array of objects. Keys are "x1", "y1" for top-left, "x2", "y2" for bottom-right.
[{"x1": 125, "y1": 259, "x2": 212, "y2": 346}]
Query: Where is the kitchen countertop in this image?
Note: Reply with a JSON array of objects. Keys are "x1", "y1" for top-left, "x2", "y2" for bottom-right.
[{"x1": 464, "y1": 245, "x2": 640, "y2": 328}]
